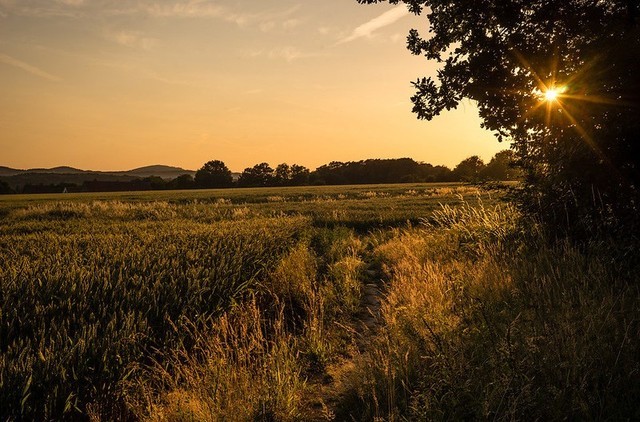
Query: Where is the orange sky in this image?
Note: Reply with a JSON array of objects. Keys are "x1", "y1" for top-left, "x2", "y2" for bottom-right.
[{"x1": 0, "y1": 0, "x2": 508, "y2": 172}]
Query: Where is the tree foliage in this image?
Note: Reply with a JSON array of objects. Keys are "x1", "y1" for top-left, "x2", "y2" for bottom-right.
[
  {"x1": 274, "y1": 163, "x2": 292, "y2": 186},
  {"x1": 0, "y1": 181, "x2": 14, "y2": 194},
  {"x1": 481, "y1": 150, "x2": 521, "y2": 181},
  {"x1": 169, "y1": 174, "x2": 195, "y2": 190},
  {"x1": 359, "y1": 0, "x2": 640, "y2": 235},
  {"x1": 312, "y1": 158, "x2": 455, "y2": 185},
  {"x1": 453, "y1": 156, "x2": 484, "y2": 182},
  {"x1": 290, "y1": 164, "x2": 311, "y2": 186},
  {"x1": 238, "y1": 163, "x2": 275, "y2": 187},
  {"x1": 195, "y1": 160, "x2": 233, "y2": 188}
]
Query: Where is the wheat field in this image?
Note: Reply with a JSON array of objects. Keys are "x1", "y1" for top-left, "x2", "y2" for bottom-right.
[{"x1": 1, "y1": 183, "x2": 638, "y2": 420}]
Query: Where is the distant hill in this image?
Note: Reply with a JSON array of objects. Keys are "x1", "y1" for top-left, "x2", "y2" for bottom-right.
[
  {"x1": 0, "y1": 166, "x2": 23, "y2": 177},
  {"x1": 0, "y1": 164, "x2": 196, "y2": 190},
  {"x1": 28, "y1": 166, "x2": 88, "y2": 174},
  {"x1": 1, "y1": 173, "x2": 140, "y2": 190},
  {"x1": 112, "y1": 165, "x2": 196, "y2": 179}
]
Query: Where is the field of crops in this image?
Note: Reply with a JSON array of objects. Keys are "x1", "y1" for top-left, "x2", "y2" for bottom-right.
[
  {"x1": 3, "y1": 182, "x2": 637, "y2": 421},
  {"x1": 0, "y1": 183, "x2": 486, "y2": 230},
  {"x1": 0, "y1": 183, "x2": 488, "y2": 420}
]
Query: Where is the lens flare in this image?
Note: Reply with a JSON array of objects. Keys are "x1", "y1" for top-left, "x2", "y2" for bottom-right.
[
  {"x1": 540, "y1": 86, "x2": 565, "y2": 102},
  {"x1": 545, "y1": 89, "x2": 559, "y2": 101}
]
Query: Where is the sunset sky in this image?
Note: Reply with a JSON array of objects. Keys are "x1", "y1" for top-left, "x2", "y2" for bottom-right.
[{"x1": 0, "y1": 0, "x2": 507, "y2": 172}]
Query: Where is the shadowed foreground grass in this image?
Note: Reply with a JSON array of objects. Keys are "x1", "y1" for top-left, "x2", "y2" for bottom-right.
[{"x1": 336, "y1": 202, "x2": 640, "y2": 420}]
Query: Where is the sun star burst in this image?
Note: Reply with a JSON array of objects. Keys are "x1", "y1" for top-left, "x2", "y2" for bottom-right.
[{"x1": 540, "y1": 86, "x2": 565, "y2": 102}]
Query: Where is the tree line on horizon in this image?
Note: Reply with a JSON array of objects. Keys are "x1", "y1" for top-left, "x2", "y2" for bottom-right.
[{"x1": 0, "y1": 150, "x2": 520, "y2": 194}]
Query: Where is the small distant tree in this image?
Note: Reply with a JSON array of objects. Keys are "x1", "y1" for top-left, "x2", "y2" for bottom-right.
[
  {"x1": 432, "y1": 165, "x2": 454, "y2": 182},
  {"x1": 0, "y1": 180, "x2": 14, "y2": 194},
  {"x1": 453, "y1": 156, "x2": 485, "y2": 182},
  {"x1": 274, "y1": 163, "x2": 292, "y2": 186},
  {"x1": 169, "y1": 174, "x2": 195, "y2": 190},
  {"x1": 290, "y1": 164, "x2": 310, "y2": 186},
  {"x1": 145, "y1": 176, "x2": 167, "y2": 190},
  {"x1": 481, "y1": 150, "x2": 521, "y2": 181},
  {"x1": 313, "y1": 161, "x2": 348, "y2": 185},
  {"x1": 238, "y1": 163, "x2": 274, "y2": 187},
  {"x1": 195, "y1": 160, "x2": 233, "y2": 188}
]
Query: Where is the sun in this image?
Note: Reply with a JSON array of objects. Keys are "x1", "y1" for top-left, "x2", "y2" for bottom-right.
[
  {"x1": 541, "y1": 86, "x2": 566, "y2": 102},
  {"x1": 545, "y1": 88, "x2": 560, "y2": 101}
]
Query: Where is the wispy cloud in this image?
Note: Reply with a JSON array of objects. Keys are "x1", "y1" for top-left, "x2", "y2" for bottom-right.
[
  {"x1": 56, "y1": 0, "x2": 84, "y2": 5},
  {"x1": 0, "y1": 0, "x2": 84, "y2": 18},
  {"x1": 0, "y1": 52, "x2": 61, "y2": 81},
  {"x1": 268, "y1": 47, "x2": 311, "y2": 62},
  {"x1": 90, "y1": 59, "x2": 199, "y2": 86},
  {"x1": 241, "y1": 46, "x2": 318, "y2": 63},
  {"x1": 338, "y1": 5, "x2": 409, "y2": 44},
  {"x1": 139, "y1": 1, "x2": 226, "y2": 19},
  {"x1": 0, "y1": 0, "x2": 221, "y2": 19},
  {"x1": 104, "y1": 29, "x2": 157, "y2": 50},
  {"x1": 220, "y1": 5, "x2": 302, "y2": 31},
  {"x1": 1, "y1": 0, "x2": 302, "y2": 32}
]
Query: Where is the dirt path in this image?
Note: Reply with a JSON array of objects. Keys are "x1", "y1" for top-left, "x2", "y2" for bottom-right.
[
  {"x1": 300, "y1": 266, "x2": 384, "y2": 421},
  {"x1": 357, "y1": 272, "x2": 384, "y2": 335}
]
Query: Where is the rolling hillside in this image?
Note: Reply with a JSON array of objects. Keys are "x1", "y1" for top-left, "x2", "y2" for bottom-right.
[{"x1": 0, "y1": 165, "x2": 196, "y2": 190}]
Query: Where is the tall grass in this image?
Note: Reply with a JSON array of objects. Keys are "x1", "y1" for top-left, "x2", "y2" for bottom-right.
[
  {"x1": 0, "y1": 202, "x2": 308, "y2": 420},
  {"x1": 126, "y1": 300, "x2": 304, "y2": 421},
  {"x1": 10, "y1": 186, "x2": 631, "y2": 420},
  {"x1": 339, "y1": 201, "x2": 640, "y2": 420},
  {"x1": 0, "y1": 194, "x2": 377, "y2": 420},
  {"x1": 125, "y1": 220, "x2": 370, "y2": 421}
]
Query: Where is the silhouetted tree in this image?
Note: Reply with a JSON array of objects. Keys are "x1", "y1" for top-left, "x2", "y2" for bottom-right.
[
  {"x1": 238, "y1": 163, "x2": 274, "y2": 187},
  {"x1": 358, "y1": 0, "x2": 640, "y2": 235},
  {"x1": 274, "y1": 163, "x2": 292, "y2": 186},
  {"x1": 310, "y1": 159, "x2": 457, "y2": 185},
  {"x1": 429, "y1": 165, "x2": 454, "y2": 182},
  {"x1": 195, "y1": 160, "x2": 233, "y2": 188},
  {"x1": 481, "y1": 150, "x2": 522, "y2": 181},
  {"x1": 312, "y1": 161, "x2": 347, "y2": 185},
  {"x1": 80, "y1": 177, "x2": 168, "y2": 192},
  {"x1": 0, "y1": 181, "x2": 14, "y2": 194},
  {"x1": 169, "y1": 174, "x2": 195, "y2": 190},
  {"x1": 290, "y1": 164, "x2": 310, "y2": 186},
  {"x1": 453, "y1": 156, "x2": 485, "y2": 182},
  {"x1": 146, "y1": 176, "x2": 167, "y2": 190}
]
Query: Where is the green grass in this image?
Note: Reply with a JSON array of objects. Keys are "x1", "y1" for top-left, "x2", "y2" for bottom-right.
[
  {"x1": 0, "y1": 182, "x2": 471, "y2": 204},
  {"x1": 0, "y1": 183, "x2": 489, "y2": 231},
  {"x1": 1, "y1": 213, "x2": 307, "y2": 419}
]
